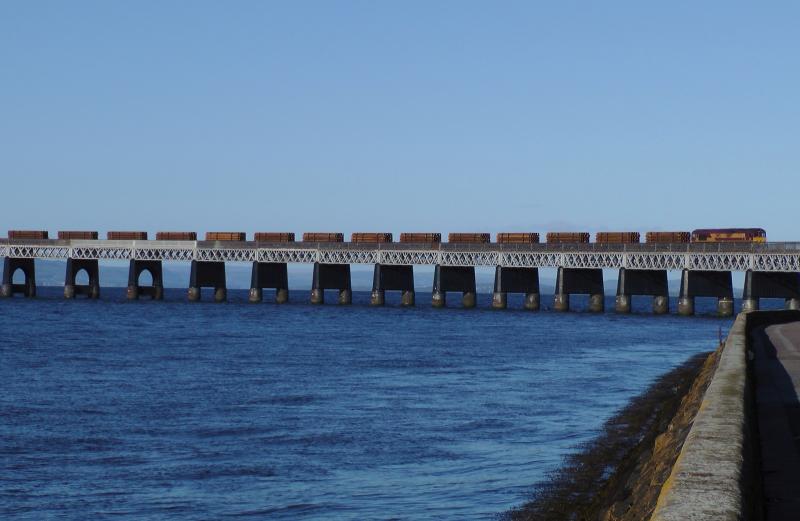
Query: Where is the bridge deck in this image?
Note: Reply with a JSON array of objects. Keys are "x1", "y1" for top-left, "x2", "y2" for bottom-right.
[{"x1": 2, "y1": 240, "x2": 800, "y2": 271}]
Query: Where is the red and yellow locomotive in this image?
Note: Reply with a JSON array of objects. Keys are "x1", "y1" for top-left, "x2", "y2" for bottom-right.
[{"x1": 690, "y1": 228, "x2": 766, "y2": 243}]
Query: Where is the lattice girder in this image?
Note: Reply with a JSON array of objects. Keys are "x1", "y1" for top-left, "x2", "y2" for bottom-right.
[{"x1": 2, "y1": 241, "x2": 800, "y2": 272}]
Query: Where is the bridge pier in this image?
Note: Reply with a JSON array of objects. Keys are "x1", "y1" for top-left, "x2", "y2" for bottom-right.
[
  {"x1": 1, "y1": 258, "x2": 36, "y2": 298},
  {"x1": 678, "y1": 269, "x2": 733, "y2": 317},
  {"x1": 311, "y1": 262, "x2": 351, "y2": 305},
  {"x1": 64, "y1": 258, "x2": 100, "y2": 299},
  {"x1": 615, "y1": 268, "x2": 669, "y2": 314},
  {"x1": 741, "y1": 270, "x2": 800, "y2": 312},
  {"x1": 371, "y1": 264, "x2": 415, "y2": 306},
  {"x1": 432, "y1": 265, "x2": 476, "y2": 308},
  {"x1": 491, "y1": 266, "x2": 540, "y2": 310},
  {"x1": 188, "y1": 261, "x2": 226, "y2": 302},
  {"x1": 127, "y1": 260, "x2": 163, "y2": 300},
  {"x1": 554, "y1": 267, "x2": 604, "y2": 312},
  {"x1": 249, "y1": 262, "x2": 289, "y2": 303}
]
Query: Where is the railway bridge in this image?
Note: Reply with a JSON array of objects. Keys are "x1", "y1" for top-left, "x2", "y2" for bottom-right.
[{"x1": 3, "y1": 239, "x2": 800, "y2": 316}]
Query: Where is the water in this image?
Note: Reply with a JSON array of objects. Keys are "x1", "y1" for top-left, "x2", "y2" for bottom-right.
[{"x1": 2, "y1": 288, "x2": 767, "y2": 520}]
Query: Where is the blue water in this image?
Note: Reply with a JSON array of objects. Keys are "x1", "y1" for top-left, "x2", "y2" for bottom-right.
[{"x1": 1, "y1": 288, "x2": 761, "y2": 520}]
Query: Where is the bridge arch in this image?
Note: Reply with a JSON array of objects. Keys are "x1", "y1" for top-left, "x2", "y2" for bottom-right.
[
  {"x1": 11, "y1": 266, "x2": 30, "y2": 285},
  {"x1": 74, "y1": 268, "x2": 90, "y2": 286},
  {"x1": 137, "y1": 268, "x2": 154, "y2": 287}
]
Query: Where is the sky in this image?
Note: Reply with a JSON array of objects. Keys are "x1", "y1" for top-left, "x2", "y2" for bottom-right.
[{"x1": 1, "y1": 2, "x2": 798, "y2": 239}]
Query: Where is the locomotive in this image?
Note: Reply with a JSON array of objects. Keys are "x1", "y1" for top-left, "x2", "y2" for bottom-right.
[{"x1": 690, "y1": 228, "x2": 766, "y2": 243}]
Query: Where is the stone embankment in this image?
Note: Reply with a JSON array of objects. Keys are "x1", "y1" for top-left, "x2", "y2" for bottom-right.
[{"x1": 508, "y1": 310, "x2": 800, "y2": 521}]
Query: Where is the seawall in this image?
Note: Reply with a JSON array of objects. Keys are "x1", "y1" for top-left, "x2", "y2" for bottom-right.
[{"x1": 652, "y1": 309, "x2": 800, "y2": 520}]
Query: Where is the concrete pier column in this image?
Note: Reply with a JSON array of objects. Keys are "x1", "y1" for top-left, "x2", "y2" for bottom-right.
[
  {"x1": 432, "y1": 289, "x2": 446, "y2": 308},
  {"x1": 741, "y1": 297, "x2": 759, "y2": 312},
  {"x1": 370, "y1": 289, "x2": 385, "y2": 306},
  {"x1": 311, "y1": 263, "x2": 324, "y2": 305},
  {"x1": 276, "y1": 288, "x2": 289, "y2": 304},
  {"x1": 248, "y1": 287, "x2": 263, "y2": 303},
  {"x1": 523, "y1": 292, "x2": 540, "y2": 311},
  {"x1": 717, "y1": 297, "x2": 734, "y2": 317},
  {"x1": 614, "y1": 268, "x2": 633, "y2": 314},
  {"x1": 677, "y1": 296, "x2": 695, "y2": 316},
  {"x1": 251, "y1": 262, "x2": 289, "y2": 304},
  {"x1": 589, "y1": 294, "x2": 605, "y2": 313},
  {"x1": 401, "y1": 290, "x2": 415, "y2": 307},
  {"x1": 462, "y1": 291, "x2": 476, "y2": 309},
  {"x1": 677, "y1": 269, "x2": 694, "y2": 316},
  {"x1": 614, "y1": 294, "x2": 631, "y2": 314},
  {"x1": 127, "y1": 260, "x2": 164, "y2": 300},
  {"x1": 311, "y1": 262, "x2": 351, "y2": 305},
  {"x1": 64, "y1": 258, "x2": 100, "y2": 299},
  {"x1": 491, "y1": 291, "x2": 507, "y2": 310},
  {"x1": 786, "y1": 298, "x2": 800, "y2": 310},
  {"x1": 188, "y1": 260, "x2": 226, "y2": 302},
  {"x1": 491, "y1": 267, "x2": 507, "y2": 310},
  {"x1": 1, "y1": 258, "x2": 36, "y2": 298},
  {"x1": 653, "y1": 295, "x2": 669, "y2": 315},
  {"x1": 741, "y1": 270, "x2": 759, "y2": 312},
  {"x1": 370, "y1": 264, "x2": 385, "y2": 306},
  {"x1": 553, "y1": 293, "x2": 570, "y2": 312}
]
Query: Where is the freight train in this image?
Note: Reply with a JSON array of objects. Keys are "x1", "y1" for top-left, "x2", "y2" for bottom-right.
[{"x1": 5, "y1": 228, "x2": 768, "y2": 243}]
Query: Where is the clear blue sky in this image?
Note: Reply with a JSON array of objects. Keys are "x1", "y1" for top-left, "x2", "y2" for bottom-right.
[{"x1": 2, "y1": 2, "x2": 798, "y2": 239}]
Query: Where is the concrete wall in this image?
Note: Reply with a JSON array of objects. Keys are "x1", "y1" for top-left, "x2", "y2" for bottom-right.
[
  {"x1": 651, "y1": 310, "x2": 800, "y2": 521},
  {"x1": 650, "y1": 313, "x2": 748, "y2": 521}
]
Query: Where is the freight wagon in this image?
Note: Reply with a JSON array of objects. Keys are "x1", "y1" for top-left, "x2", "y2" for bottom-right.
[
  {"x1": 107, "y1": 231, "x2": 148, "y2": 240},
  {"x1": 448, "y1": 233, "x2": 490, "y2": 243},
  {"x1": 645, "y1": 232, "x2": 690, "y2": 243},
  {"x1": 57, "y1": 231, "x2": 98, "y2": 240},
  {"x1": 595, "y1": 232, "x2": 640, "y2": 243},
  {"x1": 156, "y1": 232, "x2": 197, "y2": 241},
  {"x1": 496, "y1": 233, "x2": 540, "y2": 244},
  {"x1": 7, "y1": 230, "x2": 49, "y2": 239},
  {"x1": 205, "y1": 232, "x2": 247, "y2": 241},
  {"x1": 351, "y1": 233, "x2": 393, "y2": 243},
  {"x1": 546, "y1": 232, "x2": 590, "y2": 243},
  {"x1": 302, "y1": 232, "x2": 344, "y2": 243},
  {"x1": 399, "y1": 233, "x2": 441, "y2": 243},
  {"x1": 254, "y1": 232, "x2": 295, "y2": 242}
]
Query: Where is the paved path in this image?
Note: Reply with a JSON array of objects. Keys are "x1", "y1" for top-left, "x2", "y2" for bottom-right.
[{"x1": 753, "y1": 322, "x2": 800, "y2": 519}]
